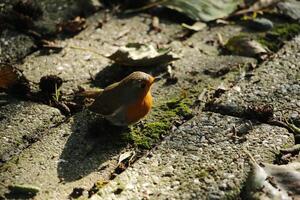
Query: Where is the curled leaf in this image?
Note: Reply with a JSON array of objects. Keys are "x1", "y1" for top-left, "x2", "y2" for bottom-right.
[
  {"x1": 225, "y1": 35, "x2": 270, "y2": 59},
  {"x1": 0, "y1": 65, "x2": 19, "y2": 89},
  {"x1": 118, "y1": 151, "x2": 135, "y2": 164},
  {"x1": 182, "y1": 22, "x2": 207, "y2": 32},
  {"x1": 0, "y1": 64, "x2": 30, "y2": 95},
  {"x1": 108, "y1": 43, "x2": 180, "y2": 67},
  {"x1": 245, "y1": 150, "x2": 300, "y2": 199},
  {"x1": 57, "y1": 16, "x2": 86, "y2": 34}
]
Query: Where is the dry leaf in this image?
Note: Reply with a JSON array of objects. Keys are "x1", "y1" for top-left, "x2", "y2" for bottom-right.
[
  {"x1": 225, "y1": 35, "x2": 270, "y2": 59},
  {"x1": 108, "y1": 43, "x2": 180, "y2": 67},
  {"x1": 57, "y1": 16, "x2": 86, "y2": 34},
  {"x1": 182, "y1": 22, "x2": 207, "y2": 32},
  {"x1": 118, "y1": 151, "x2": 135, "y2": 164},
  {"x1": 245, "y1": 150, "x2": 300, "y2": 200},
  {"x1": 0, "y1": 65, "x2": 19, "y2": 89},
  {"x1": 0, "y1": 64, "x2": 30, "y2": 96}
]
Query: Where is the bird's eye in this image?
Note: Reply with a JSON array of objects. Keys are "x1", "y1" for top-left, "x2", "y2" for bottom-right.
[{"x1": 140, "y1": 82, "x2": 147, "y2": 89}]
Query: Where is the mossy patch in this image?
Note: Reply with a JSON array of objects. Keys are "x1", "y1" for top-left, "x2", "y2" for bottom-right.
[
  {"x1": 165, "y1": 98, "x2": 194, "y2": 119},
  {"x1": 226, "y1": 23, "x2": 300, "y2": 55},
  {"x1": 224, "y1": 188, "x2": 242, "y2": 200},
  {"x1": 270, "y1": 23, "x2": 300, "y2": 40},
  {"x1": 258, "y1": 23, "x2": 300, "y2": 52},
  {"x1": 123, "y1": 98, "x2": 193, "y2": 149},
  {"x1": 196, "y1": 169, "x2": 209, "y2": 179}
]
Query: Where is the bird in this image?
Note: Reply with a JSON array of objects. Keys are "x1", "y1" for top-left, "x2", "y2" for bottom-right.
[{"x1": 82, "y1": 71, "x2": 156, "y2": 126}]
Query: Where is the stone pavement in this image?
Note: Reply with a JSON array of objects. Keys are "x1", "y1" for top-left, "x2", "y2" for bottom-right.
[
  {"x1": 96, "y1": 113, "x2": 293, "y2": 199},
  {"x1": 0, "y1": 3, "x2": 299, "y2": 199},
  {"x1": 95, "y1": 36, "x2": 300, "y2": 200}
]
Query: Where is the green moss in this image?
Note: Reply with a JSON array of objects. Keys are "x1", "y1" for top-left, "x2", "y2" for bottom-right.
[
  {"x1": 270, "y1": 23, "x2": 300, "y2": 39},
  {"x1": 281, "y1": 142, "x2": 291, "y2": 149},
  {"x1": 258, "y1": 23, "x2": 300, "y2": 52},
  {"x1": 124, "y1": 97, "x2": 193, "y2": 149},
  {"x1": 197, "y1": 170, "x2": 209, "y2": 179},
  {"x1": 224, "y1": 188, "x2": 242, "y2": 200},
  {"x1": 256, "y1": 37, "x2": 278, "y2": 52},
  {"x1": 296, "y1": 72, "x2": 300, "y2": 81},
  {"x1": 165, "y1": 98, "x2": 194, "y2": 119},
  {"x1": 95, "y1": 179, "x2": 109, "y2": 189}
]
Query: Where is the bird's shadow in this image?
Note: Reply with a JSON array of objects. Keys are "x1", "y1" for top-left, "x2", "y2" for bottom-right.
[
  {"x1": 57, "y1": 63, "x2": 166, "y2": 182},
  {"x1": 57, "y1": 110, "x2": 129, "y2": 182}
]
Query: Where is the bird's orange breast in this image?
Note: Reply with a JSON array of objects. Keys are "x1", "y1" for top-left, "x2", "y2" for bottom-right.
[{"x1": 126, "y1": 91, "x2": 153, "y2": 125}]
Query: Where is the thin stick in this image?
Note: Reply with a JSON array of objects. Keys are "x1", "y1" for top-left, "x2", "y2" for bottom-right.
[{"x1": 68, "y1": 45, "x2": 108, "y2": 59}]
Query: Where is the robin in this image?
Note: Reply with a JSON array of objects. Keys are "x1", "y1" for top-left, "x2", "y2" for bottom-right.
[{"x1": 82, "y1": 71, "x2": 156, "y2": 126}]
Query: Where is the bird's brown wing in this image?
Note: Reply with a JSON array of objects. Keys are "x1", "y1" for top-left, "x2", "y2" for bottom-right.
[{"x1": 88, "y1": 82, "x2": 124, "y2": 116}]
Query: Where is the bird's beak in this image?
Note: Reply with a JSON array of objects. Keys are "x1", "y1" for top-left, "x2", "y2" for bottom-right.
[
  {"x1": 149, "y1": 76, "x2": 161, "y2": 86},
  {"x1": 154, "y1": 76, "x2": 161, "y2": 82}
]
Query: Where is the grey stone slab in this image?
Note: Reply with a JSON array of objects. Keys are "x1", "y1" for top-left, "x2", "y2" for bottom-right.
[
  {"x1": 0, "y1": 0, "x2": 99, "y2": 62},
  {"x1": 0, "y1": 110, "x2": 127, "y2": 199},
  {"x1": 209, "y1": 35, "x2": 300, "y2": 122},
  {"x1": 0, "y1": 30, "x2": 36, "y2": 63},
  {"x1": 95, "y1": 112, "x2": 293, "y2": 199},
  {"x1": 0, "y1": 95, "x2": 63, "y2": 163}
]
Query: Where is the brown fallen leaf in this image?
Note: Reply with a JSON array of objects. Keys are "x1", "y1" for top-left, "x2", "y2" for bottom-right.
[
  {"x1": 57, "y1": 16, "x2": 86, "y2": 34},
  {"x1": 0, "y1": 64, "x2": 30, "y2": 95},
  {"x1": 0, "y1": 65, "x2": 19, "y2": 89}
]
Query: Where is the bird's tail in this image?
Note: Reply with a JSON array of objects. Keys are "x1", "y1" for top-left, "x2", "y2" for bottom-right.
[{"x1": 77, "y1": 88, "x2": 103, "y2": 99}]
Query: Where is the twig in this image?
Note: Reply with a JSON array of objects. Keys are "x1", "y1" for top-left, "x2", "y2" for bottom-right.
[
  {"x1": 68, "y1": 45, "x2": 108, "y2": 59},
  {"x1": 243, "y1": 148, "x2": 259, "y2": 165}
]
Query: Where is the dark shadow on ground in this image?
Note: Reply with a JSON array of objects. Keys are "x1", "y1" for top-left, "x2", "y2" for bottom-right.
[{"x1": 57, "y1": 110, "x2": 129, "y2": 182}]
